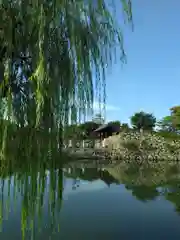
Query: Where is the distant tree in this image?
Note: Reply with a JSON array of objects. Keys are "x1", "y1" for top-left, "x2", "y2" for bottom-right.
[
  {"x1": 130, "y1": 111, "x2": 156, "y2": 131},
  {"x1": 157, "y1": 106, "x2": 180, "y2": 133},
  {"x1": 92, "y1": 113, "x2": 105, "y2": 125},
  {"x1": 121, "y1": 123, "x2": 130, "y2": 131},
  {"x1": 63, "y1": 120, "x2": 101, "y2": 140},
  {"x1": 107, "y1": 120, "x2": 121, "y2": 127},
  {"x1": 170, "y1": 106, "x2": 180, "y2": 130},
  {"x1": 78, "y1": 121, "x2": 100, "y2": 138},
  {"x1": 157, "y1": 116, "x2": 175, "y2": 132}
]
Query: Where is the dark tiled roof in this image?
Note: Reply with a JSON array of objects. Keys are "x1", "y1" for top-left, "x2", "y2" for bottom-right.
[
  {"x1": 94, "y1": 124, "x2": 108, "y2": 132},
  {"x1": 94, "y1": 123, "x2": 120, "y2": 132}
]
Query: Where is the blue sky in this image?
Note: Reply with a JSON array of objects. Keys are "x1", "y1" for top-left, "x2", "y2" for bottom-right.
[{"x1": 97, "y1": 0, "x2": 180, "y2": 125}]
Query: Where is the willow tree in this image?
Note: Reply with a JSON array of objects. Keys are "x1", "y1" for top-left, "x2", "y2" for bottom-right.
[{"x1": 0, "y1": 0, "x2": 132, "y2": 157}]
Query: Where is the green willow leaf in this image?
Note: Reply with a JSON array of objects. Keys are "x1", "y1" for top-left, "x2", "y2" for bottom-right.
[{"x1": 0, "y1": 0, "x2": 132, "y2": 155}]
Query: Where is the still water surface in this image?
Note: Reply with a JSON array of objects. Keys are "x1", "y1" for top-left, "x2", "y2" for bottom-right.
[{"x1": 1, "y1": 161, "x2": 180, "y2": 239}]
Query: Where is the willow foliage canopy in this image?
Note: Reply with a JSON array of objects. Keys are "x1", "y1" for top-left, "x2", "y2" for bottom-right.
[{"x1": 0, "y1": 0, "x2": 132, "y2": 156}]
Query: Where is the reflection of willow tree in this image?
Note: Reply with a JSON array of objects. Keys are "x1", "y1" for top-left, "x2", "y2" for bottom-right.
[
  {"x1": 0, "y1": 1, "x2": 132, "y2": 158},
  {"x1": 0, "y1": 158, "x2": 63, "y2": 239}
]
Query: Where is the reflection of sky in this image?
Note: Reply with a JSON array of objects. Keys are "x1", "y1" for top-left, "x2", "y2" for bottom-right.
[
  {"x1": 63, "y1": 178, "x2": 107, "y2": 197},
  {"x1": 1, "y1": 170, "x2": 180, "y2": 238},
  {"x1": 1, "y1": 175, "x2": 180, "y2": 239},
  {"x1": 59, "y1": 181, "x2": 180, "y2": 240}
]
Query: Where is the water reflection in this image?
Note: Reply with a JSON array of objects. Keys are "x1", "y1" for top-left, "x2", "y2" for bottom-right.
[
  {"x1": 64, "y1": 161, "x2": 180, "y2": 212},
  {"x1": 1, "y1": 158, "x2": 180, "y2": 239},
  {"x1": 0, "y1": 158, "x2": 63, "y2": 239}
]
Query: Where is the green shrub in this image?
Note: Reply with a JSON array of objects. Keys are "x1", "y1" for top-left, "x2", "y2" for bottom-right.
[
  {"x1": 156, "y1": 131, "x2": 180, "y2": 140},
  {"x1": 121, "y1": 140, "x2": 140, "y2": 152}
]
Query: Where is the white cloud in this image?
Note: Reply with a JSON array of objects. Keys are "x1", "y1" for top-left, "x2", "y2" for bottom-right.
[{"x1": 93, "y1": 101, "x2": 120, "y2": 111}]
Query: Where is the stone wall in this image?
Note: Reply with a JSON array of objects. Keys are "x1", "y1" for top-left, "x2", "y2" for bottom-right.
[{"x1": 102, "y1": 131, "x2": 180, "y2": 161}]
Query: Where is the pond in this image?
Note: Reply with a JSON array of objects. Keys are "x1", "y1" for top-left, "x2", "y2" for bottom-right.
[{"x1": 1, "y1": 159, "x2": 180, "y2": 239}]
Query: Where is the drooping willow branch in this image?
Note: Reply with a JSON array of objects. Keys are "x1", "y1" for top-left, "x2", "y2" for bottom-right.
[{"x1": 0, "y1": 0, "x2": 133, "y2": 156}]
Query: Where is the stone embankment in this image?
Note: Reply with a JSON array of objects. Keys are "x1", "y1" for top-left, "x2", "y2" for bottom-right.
[{"x1": 101, "y1": 132, "x2": 180, "y2": 161}]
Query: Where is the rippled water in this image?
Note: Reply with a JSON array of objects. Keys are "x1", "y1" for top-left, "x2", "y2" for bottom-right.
[{"x1": 1, "y1": 160, "x2": 180, "y2": 239}]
